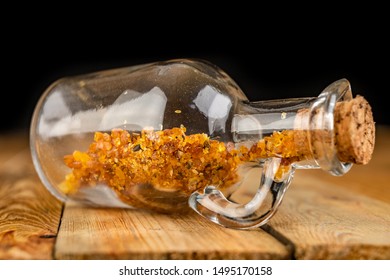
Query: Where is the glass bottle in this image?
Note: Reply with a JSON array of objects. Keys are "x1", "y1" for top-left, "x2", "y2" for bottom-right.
[{"x1": 30, "y1": 59, "x2": 375, "y2": 229}]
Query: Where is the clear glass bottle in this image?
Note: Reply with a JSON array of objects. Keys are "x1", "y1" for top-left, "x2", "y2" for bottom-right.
[{"x1": 30, "y1": 59, "x2": 374, "y2": 229}]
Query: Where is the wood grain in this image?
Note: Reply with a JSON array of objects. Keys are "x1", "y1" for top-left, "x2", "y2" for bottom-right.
[
  {"x1": 266, "y1": 170, "x2": 390, "y2": 259},
  {"x1": 0, "y1": 137, "x2": 63, "y2": 259},
  {"x1": 55, "y1": 202, "x2": 291, "y2": 259}
]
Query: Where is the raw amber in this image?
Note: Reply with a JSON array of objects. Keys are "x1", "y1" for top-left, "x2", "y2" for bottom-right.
[{"x1": 61, "y1": 125, "x2": 306, "y2": 208}]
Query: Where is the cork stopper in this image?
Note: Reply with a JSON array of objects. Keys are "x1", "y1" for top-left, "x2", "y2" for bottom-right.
[
  {"x1": 294, "y1": 94, "x2": 375, "y2": 166},
  {"x1": 334, "y1": 95, "x2": 375, "y2": 164}
]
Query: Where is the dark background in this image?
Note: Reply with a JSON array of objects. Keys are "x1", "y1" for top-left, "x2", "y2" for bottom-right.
[{"x1": 2, "y1": 19, "x2": 388, "y2": 133}]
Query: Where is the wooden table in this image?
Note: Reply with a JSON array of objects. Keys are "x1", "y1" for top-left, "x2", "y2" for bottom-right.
[{"x1": 1, "y1": 126, "x2": 389, "y2": 260}]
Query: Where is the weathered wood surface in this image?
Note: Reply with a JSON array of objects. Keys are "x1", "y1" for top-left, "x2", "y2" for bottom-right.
[
  {"x1": 1, "y1": 126, "x2": 389, "y2": 259},
  {"x1": 0, "y1": 132, "x2": 63, "y2": 259},
  {"x1": 55, "y1": 202, "x2": 290, "y2": 260},
  {"x1": 267, "y1": 176, "x2": 390, "y2": 259}
]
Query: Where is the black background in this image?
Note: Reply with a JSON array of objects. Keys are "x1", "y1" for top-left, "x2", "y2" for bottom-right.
[{"x1": 2, "y1": 16, "x2": 388, "y2": 133}]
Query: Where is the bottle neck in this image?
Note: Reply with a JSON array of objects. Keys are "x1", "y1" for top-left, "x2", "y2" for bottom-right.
[
  {"x1": 233, "y1": 96, "x2": 316, "y2": 138},
  {"x1": 232, "y1": 79, "x2": 354, "y2": 175}
]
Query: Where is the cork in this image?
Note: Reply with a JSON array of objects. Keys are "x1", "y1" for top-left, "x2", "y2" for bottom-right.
[
  {"x1": 294, "y1": 95, "x2": 375, "y2": 165},
  {"x1": 334, "y1": 95, "x2": 375, "y2": 164}
]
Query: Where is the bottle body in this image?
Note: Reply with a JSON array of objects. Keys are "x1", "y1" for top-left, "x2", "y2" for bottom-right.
[
  {"x1": 31, "y1": 59, "x2": 252, "y2": 210},
  {"x1": 30, "y1": 59, "x2": 360, "y2": 228}
]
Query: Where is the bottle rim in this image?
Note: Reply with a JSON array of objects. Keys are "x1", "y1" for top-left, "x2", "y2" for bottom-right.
[{"x1": 308, "y1": 78, "x2": 353, "y2": 176}]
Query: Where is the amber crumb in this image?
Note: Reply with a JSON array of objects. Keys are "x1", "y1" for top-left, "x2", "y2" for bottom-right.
[{"x1": 61, "y1": 126, "x2": 306, "y2": 208}]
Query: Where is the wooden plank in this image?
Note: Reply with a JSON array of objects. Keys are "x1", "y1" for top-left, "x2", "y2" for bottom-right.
[
  {"x1": 267, "y1": 176, "x2": 390, "y2": 259},
  {"x1": 0, "y1": 136, "x2": 63, "y2": 260},
  {"x1": 55, "y1": 202, "x2": 291, "y2": 260}
]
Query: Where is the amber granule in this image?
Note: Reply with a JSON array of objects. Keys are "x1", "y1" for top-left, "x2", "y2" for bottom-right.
[{"x1": 61, "y1": 126, "x2": 307, "y2": 205}]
